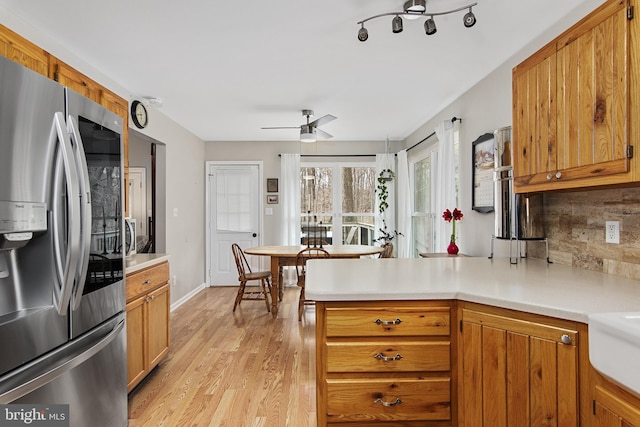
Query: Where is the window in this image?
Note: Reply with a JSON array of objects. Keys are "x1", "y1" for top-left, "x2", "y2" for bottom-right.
[
  {"x1": 410, "y1": 129, "x2": 460, "y2": 256},
  {"x1": 300, "y1": 162, "x2": 376, "y2": 245}
]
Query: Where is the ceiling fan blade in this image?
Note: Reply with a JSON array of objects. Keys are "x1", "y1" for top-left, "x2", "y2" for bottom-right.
[
  {"x1": 316, "y1": 128, "x2": 333, "y2": 139},
  {"x1": 309, "y1": 114, "x2": 337, "y2": 128},
  {"x1": 261, "y1": 126, "x2": 300, "y2": 130}
]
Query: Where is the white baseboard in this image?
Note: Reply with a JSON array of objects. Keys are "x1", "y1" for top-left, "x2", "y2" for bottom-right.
[{"x1": 170, "y1": 283, "x2": 206, "y2": 312}]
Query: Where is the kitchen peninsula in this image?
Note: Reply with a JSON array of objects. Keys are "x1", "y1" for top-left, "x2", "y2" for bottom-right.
[{"x1": 307, "y1": 257, "x2": 640, "y2": 426}]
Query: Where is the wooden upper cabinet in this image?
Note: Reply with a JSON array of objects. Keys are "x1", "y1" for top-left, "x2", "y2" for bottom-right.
[
  {"x1": 0, "y1": 25, "x2": 49, "y2": 77},
  {"x1": 50, "y1": 57, "x2": 102, "y2": 103},
  {"x1": 513, "y1": 0, "x2": 637, "y2": 193}
]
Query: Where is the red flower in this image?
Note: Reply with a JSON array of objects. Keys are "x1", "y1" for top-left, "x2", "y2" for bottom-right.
[{"x1": 442, "y1": 208, "x2": 463, "y2": 222}]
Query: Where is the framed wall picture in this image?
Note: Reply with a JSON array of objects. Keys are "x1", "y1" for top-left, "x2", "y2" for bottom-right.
[
  {"x1": 267, "y1": 178, "x2": 278, "y2": 193},
  {"x1": 472, "y1": 133, "x2": 495, "y2": 213},
  {"x1": 267, "y1": 194, "x2": 279, "y2": 204}
]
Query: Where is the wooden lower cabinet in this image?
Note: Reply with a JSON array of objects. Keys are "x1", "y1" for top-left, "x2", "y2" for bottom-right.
[
  {"x1": 316, "y1": 301, "x2": 455, "y2": 427},
  {"x1": 126, "y1": 262, "x2": 171, "y2": 392},
  {"x1": 459, "y1": 302, "x2": 581, "y2": 427},
  {"x1": 592, "y1": 378, "x2": 640, "y2": 427}
]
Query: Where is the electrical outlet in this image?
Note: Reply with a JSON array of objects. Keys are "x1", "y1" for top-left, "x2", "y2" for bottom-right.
[{"x1": 606, "y1": 221, "x2": 620, "y2": 244}]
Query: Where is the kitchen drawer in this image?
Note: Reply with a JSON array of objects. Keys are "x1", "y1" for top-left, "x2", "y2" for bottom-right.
[
  {"x1": 326, "y1": 341, "x2": 450, "y2": 373},
  {"x1": 325, "y1": 307, "x2": 450, "y2": 337},
  {"x1": 326, "y1": 377, "x2": 451, "y2": 422},
  {"x1": 126, "y1": 261, "x2": 170, "y2": 301}
]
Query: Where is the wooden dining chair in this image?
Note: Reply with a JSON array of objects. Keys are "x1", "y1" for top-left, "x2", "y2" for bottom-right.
[
  {"x1": 231, "y1": 243, "x2": 272, "y2": 313},
  {"x1": 295, "y1": 247, "x2": 330, "y2": 321},
  {"x1": 379, "y1": 242, "x2": 394, "y2": 258}
]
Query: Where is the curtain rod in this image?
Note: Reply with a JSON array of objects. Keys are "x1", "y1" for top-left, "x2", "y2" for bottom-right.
[
  {"x1": 278, "y1": 154, "x2": 376, "y2": 158},
  {"x1": 406, "y1": 116, "x2": 461, "y2": 152}
]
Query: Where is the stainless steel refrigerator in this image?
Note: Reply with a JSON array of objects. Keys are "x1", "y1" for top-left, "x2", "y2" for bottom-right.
[{"x1": 0, "y1": 56, "x2": 127, "y2": 426}]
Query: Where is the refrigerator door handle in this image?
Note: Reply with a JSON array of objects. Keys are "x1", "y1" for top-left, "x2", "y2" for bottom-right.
[
  {"x1": 51, "y1": 112, "x2": 82, "y2": 315},
  {"x1": 0, "y1": 316, "x2": 125, "y2": 403},
  {"x1": 67, "y1": 116, "x2": 92, "y2": 310}
]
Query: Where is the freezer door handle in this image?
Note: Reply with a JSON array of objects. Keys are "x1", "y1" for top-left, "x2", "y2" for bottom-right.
[
  {"x1": 0, "y1": 315, "x2": 125, "y2": 403},
  {"x1": 67, "y1": 115, "x2": 92, "y2": 311},
  {"x1": 51, "y1": 112, "x2": 82, "y2": 315}
]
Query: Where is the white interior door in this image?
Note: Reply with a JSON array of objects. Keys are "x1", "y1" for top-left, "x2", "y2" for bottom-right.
[{"x1": 207, "y1": 162, "x2": 262, "y2": 286}]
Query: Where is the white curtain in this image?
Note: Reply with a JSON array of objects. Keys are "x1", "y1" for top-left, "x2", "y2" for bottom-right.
[
  {"x1": 434, "y1": 121, "x2": 457, "y2": 252},
  {"x1": 375, "y1": 153, "x2": 396, "y2": 245},
  {"x1": 280, "y1": 153, "x2": 300, "y2": 284},
  {"x1": 396, "y1": 149, "x2": 411, "y2": 258}
]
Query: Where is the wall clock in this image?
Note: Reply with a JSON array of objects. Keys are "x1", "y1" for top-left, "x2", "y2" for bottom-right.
[{"x1": 131, "y1": 100, "x2": 148, "y2": 129}]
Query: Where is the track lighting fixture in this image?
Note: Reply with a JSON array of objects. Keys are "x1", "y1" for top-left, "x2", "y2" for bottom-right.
[
  {"x1": 358, "y1": 24, "x2": 369, "y2": 41},
  {"x1": 357, "y1": 0, "x2": 477, "y2": 42},
  {"x1": 392, "y1": 15, "x2": 403, "y2": 33},
  {"x1": 424, "y1": 17, "x2": 436, "y2": 35}
]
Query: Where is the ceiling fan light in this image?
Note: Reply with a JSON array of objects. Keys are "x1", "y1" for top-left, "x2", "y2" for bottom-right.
[
  {"x1": 392, "y1": 15, "x2": 403, "y2": 33},
  {"x1": 300, "y1": 125, "x2": 317, "y2": 143},
  {"x1": 424, "y1": 17, "x2": 437, "y2": 35}
]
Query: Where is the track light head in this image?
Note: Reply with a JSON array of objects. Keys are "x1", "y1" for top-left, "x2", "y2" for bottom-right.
[
  {"x1": 358, "y1": 25, "x2": 369, "y2": 42},
  {"x1": 463, "y1": 8, "x2": 476, "y2": 27},
  {"x1": 424, "y1": 17, "x2": 437, "y2": 35},
  {"x1": 392, "y1": 15, "x2": 403, "y2": 33}
]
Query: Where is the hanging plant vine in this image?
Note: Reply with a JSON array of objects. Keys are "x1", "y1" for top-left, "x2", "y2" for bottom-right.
[{"x1": 376, "y1": 168, "x2": 394, "y2": 214}]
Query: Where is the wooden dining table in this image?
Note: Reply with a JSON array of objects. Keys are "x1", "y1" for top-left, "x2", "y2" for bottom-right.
[{"x1": 244, "y1": 244, "x2": 384, "y2": 318}]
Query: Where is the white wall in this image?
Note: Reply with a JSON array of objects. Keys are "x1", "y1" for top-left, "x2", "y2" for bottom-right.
[{"x1": 402, "y1": 0, "x2": 606, "y2": 257}]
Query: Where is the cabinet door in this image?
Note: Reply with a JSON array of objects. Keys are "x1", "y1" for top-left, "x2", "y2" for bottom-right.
[
  {"x1": 460, "y1": 308, "x2": 578, "y2": 427},
  {"x1": 126, "y1": 295, "x2": 147, "y2": 392},
  {"x1": 595, "y1": 385, "x2": 640, "y2": 427},
  {"x1": 512, "y1": 44, "x2": 557, "y2": 185},
  {"x1": 0, "y1": 25, "x2": 49, "y2": 76},
  {"x1": 555, "y1": 0, "x2": 630, "y2": 183},
  {"x1": 147, "y1": 283, "x2": 170, "y2": 369}
]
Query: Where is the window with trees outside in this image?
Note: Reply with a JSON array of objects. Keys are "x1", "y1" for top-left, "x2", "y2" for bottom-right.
[
  {"x1": 410, "y1": 130, "x2": 460, "y2": 256},
  {"x1": 300, "y1": 162, "x2": 376, "y2": 246}
]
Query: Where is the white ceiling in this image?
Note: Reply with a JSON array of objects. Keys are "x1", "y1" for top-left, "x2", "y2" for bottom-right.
[{"x1": 0, "y1": 0, "x2": 604, "y2": 142}]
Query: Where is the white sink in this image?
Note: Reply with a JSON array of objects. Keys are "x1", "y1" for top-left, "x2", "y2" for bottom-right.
[{"x1": 589, "y1": 311, "x2": 640, "y2": 395}]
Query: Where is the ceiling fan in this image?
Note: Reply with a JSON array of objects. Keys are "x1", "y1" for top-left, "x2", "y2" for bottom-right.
[{"x1": 262, "y1": 109, "x2": 337, "y2": 143}]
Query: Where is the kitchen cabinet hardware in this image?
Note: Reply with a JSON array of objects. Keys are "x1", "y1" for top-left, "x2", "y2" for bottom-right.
[
  {"x1": 374, "y1": 397, "x2": 403, "y2": 407},
  {"x1": 561, "y1": 334, "x2": 572, "y2": 345},
  {"x1": 374, "y1": 317, "x2": 402, "y2": 326},
  {"x1": 142, "y1": 279, "x2": 151, "y2": 285},
  {"x1": 373, "y1": 352, "x2": 403, "y2": 362}
]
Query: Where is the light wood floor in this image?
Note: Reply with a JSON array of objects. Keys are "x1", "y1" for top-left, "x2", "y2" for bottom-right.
[{"x1": 128, "y1": 286, "x2": 317, "y2": 427}]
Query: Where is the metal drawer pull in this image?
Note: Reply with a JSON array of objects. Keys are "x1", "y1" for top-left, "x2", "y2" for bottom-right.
[
  {"x1": 374, "y1": 397, "x2": 403, "y2": 407},
  {"x1": 374, "y1": 353, "x2": 403, "y2": 362},
  {"x1": 561, "y1": 334, "x2": 572, "y2": 345},
  {"x1": 374, "y1": 318, "x2": 402, "y2": 326},
  {"x1": 142, "y1": 279, "x2": 152, "y2": 285}
]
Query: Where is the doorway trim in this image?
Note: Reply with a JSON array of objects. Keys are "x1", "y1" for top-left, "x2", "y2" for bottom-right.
[{"x1": 205, "y1": 160, "x2": 264, "y2": 287}]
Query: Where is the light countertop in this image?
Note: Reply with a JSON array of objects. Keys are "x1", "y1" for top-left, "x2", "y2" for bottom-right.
[
  {"x1": 305, "y1": 257, "x2": 640, "y2": 323},
  {"x1": 125, "y1": 253, "x2": 170, "y2": 274}
]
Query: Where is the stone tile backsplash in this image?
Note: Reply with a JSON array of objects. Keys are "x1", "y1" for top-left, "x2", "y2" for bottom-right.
[{"x1": 529, "y1": 187, "x2": 640, "y2": 280}]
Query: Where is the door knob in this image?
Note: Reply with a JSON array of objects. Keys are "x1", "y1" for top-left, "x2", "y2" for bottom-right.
[{"x1": 252, "y1": 233, "x2": 257, "y2": 237}]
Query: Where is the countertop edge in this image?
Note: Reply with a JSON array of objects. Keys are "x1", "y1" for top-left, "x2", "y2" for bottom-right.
[
  {"x1": 305, "y1": 258, "x2": 640, "y2": 324},
  {"x1": 125, "y1": 253, "x2": 170, "y2": 274}
]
